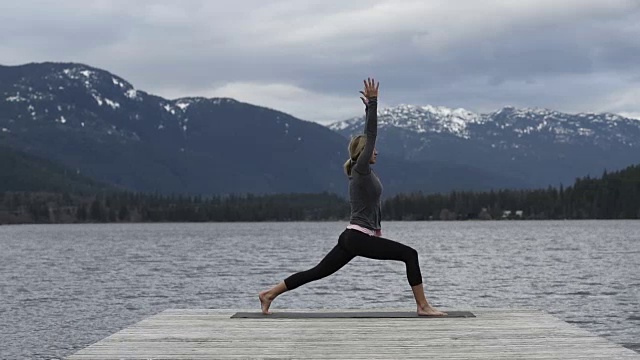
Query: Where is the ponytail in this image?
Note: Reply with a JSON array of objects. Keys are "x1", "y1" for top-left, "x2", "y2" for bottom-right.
[
  {"x1": 344, "y1": 135, "x2": 367, "y2": 177},
  {"x1": 344, "y1": 158, "x2": 355, "y2": 177}
]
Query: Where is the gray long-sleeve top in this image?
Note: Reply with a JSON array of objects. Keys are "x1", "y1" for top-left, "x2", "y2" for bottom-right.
[{"x1": 348, "y1": 97, "x2": 383, "y2": 230}]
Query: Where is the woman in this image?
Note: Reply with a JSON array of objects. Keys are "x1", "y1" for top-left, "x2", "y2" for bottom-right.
[{"x1": 259, "y1": 78, "x2": 446, "y2": 316}]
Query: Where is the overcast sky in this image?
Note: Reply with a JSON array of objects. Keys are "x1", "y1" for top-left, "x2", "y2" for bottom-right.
[{"x1": 1, "y1": 0, "x2": 639, "y2": 123}]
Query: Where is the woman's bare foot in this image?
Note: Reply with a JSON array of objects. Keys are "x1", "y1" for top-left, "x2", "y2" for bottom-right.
[
  {"x1": 258, "y1": 290, "x2": 274, "y2": 315},
  {"x1": 258, "y1": 281, "x2": 287, "y2": 315},
  {"x1": 417, "y1": 303, "x2": 447, "y2": 316}
]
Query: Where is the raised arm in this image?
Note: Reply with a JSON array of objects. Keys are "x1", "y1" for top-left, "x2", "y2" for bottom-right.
[{"x1": 354, "y1": 78, "x2": 379, "y2": 174}]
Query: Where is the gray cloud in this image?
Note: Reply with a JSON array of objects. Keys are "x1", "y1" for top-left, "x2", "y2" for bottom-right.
[{"x1": 1, "y1": 0, "x2": 639, "y2": 123}]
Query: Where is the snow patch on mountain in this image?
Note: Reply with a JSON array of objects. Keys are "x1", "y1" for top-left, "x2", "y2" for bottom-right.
[
  {"x1": 211, "y1": 97, "x2": 237, "y2": 105},
  {"x1": 92, "y1": 94, "x2": 103, "y2": 106},
  {"x1": 169, "y1": 97, "x2": 237, "y2": 110},
  {"x1": 330, "y1": 116, "x2": 360, "y2": 131},
  {"x1": 163, "y1": 104, "x2": 176, "y2": 114},
  {"x1": 331, "y1": 104, "x2": 481, "y2": 139},
  {"x1": 5, "y1": 91, "x2": 52, "y2": 102},
  {"x1": 176, "y1": 101, "x2": 190, "y2": 110},
  {"x1": 329, "y1": 104, "x2": 640, "y2": 148},
  {"x1": 5, "y1": 94, "x2": 27, "y2": 102},
  {"x1": 61, "y1": 67, "x2": 137, "y2": 102},
  {"x1": 104, "y1": 98, "x2": 120, "y2": 109},
  {"x1": 125, "y1": 89, "x2": 138, "y2": 99},
  {"x1": 112, "y1": 77, "x2": 126, "y2": 88}
]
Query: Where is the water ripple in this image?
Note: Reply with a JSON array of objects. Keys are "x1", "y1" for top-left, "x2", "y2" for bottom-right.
[{"x1": 0, "y1": 220, "x2": 639, "y2": 358}]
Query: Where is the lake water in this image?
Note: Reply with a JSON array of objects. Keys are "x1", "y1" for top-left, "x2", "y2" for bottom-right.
[{"x1": 1, "y1": 221, "x2": 639, "y2": 359}]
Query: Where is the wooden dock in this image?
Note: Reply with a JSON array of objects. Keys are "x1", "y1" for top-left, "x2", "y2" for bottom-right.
[{"x1": 67, "y1": 308, "x2": 640, "y2": 359}]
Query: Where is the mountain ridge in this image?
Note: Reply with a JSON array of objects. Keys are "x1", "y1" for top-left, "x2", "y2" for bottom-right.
[
  {"x1": 329, "y1": 102, "x2": 640, "y2": 187},
  {"x1": 1, "y1": 62, "x2": 527, "y2": 195}
]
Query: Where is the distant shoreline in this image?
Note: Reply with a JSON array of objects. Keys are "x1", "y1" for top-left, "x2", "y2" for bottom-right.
[{"x1": 2, "y1": 218, "x2": 636, "y2": 226}]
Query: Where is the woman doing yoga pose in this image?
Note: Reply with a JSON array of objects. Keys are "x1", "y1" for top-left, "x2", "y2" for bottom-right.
[{"x1": 259, "y1": 78, "x2": 446, "y2": 316}]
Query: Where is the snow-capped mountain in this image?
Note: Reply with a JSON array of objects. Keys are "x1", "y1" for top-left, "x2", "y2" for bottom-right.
[
  {"x1": 329, "y1": 104, "x2": 640, "y2": 187},
  {"x1": 1, "y1": 63, "x2": 238, "y2": 143},
  {"x1": 0, "y1": 62, "x2": 525, "y2": 195},
  {"x1": 333, "y1": 104, "x2": 483, "y2": 138},
  {"x1": 0, "y1": 62, "x2": 350, "y2": 194},
  {"x1": 331, "y1": 104, "x2": 640, "y2": 145}
]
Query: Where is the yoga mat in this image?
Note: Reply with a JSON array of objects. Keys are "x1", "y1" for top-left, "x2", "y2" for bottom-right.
[{"x1": 231, "y1": 311, "x2": 475, "y2": 319}]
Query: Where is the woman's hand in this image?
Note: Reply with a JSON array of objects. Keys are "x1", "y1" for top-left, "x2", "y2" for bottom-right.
[{"x1": 359, "y1": 77, "x2": 379, "y2": 105}]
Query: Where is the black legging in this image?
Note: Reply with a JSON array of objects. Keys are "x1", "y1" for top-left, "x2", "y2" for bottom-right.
[{"x1": 284, "y1": 229, "x2": 423, "y2": 290}]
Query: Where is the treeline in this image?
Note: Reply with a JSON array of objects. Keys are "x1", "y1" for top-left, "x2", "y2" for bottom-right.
[
  {"x1": 1, "y1": 164, "x2": 639, "y2": 224},
  {"x1": 384, "y1": 165, "x2": 640, "y2": 220}
]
